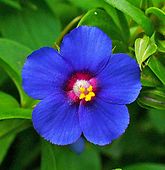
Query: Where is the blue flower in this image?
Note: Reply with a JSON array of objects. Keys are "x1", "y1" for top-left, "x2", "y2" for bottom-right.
[{"x1": 22, "y1": 26, "x2": 141, "y2": 146}]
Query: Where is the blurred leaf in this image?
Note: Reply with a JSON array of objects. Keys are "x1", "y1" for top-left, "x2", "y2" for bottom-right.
[
  {"x1": 149, "y1": 109, "x2": 165, "y2": 134},
  {"x1": 124, "y1": 163, "x2": 165, "y2": 170},
  {"x1": 138, "y1": 88, "x2": 165, "y2": 110},
  {"x1": 41, "y1": 140, "x2": 57, "y2": 170},
  {"x1": 0, "y1": 91, "x2": 19, "y2": 108},
  {"x1": 44, "y1": 0, "x2": 78, "y2": 26},
  {"x1": 153, "y1": 32, "x2": 165, "y2": 53},
  {"x1": 0, "y1": 119, "x2": 31, "y2": 139},
  {"x1": 148, "y1": 55, "x2": 165, "y2": 85},
  {"x1": 141, "y1": 66, "x2": 163, "y2": 87},
  {"x1": 152, "y1": 0, "x2": 164, "y2": 7},
  {"x1": 8, "y1": 128, "x2": 40, "y2": 170},
  {"x1": 69, "y1": 0, "x2": 100, "y2": 10},
  {"x1": 52, "y1": 144, "x2": 101, "y2": 170},
  {"x1": 135, "y1": 35, "x2": 157, "y2": 70},
  {"x1": 0, "y1": 38, "x2": 33, "y2": 107},
  {"x1": 0, "y1": 0, "x2": 61, "y2": 50},
  {"x1": 0, "y1": 0, "x2": 21, "y2": 10},
  {"x1": 104, "y1": 0, "x2": 154, "y2": 36},
  {"x1": 0, "y1": 134, "x2": 15, "y2": 164},
  {"x1": 0, "y1": 68, "x2": 8, "y2": 87},
  {"x1": 146, "y1": 7, "x2": 165, "y2": 24},
  {"x1": 146, "y1": 7, "x2": 165, "y2": 35}
]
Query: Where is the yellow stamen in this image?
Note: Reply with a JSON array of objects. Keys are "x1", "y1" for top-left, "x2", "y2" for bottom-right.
[
  {"x1": 80, "y1": 87, "x2": 85, "y2": 93},
  {"x1": 79, "y1": 85, "x2": 95, "y2": 101},
  {"x1": 87, "y1": 85, "x2": 93, "y2": 92},
  {"x1": 88, "y1": 92, "x2": 95, "y2": 97},
  {"x1": 85, "y1": 94, "x2": 92, "y2": 101},
  {"x1": 79, "y1": 93, "x2": 85, "y2": 99}
]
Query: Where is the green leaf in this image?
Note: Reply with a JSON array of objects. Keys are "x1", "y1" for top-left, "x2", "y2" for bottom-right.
[
  {"x1": 153, "y1": 32, "x2": 165, "y2": 53},
  {"x1": 44, "y1": 0, "x2": 78, "y2": 26},
  {"x1": 135, "y1": 35, "x2": 157, "y2": 70},
  {"x1": 99, "y1": 2, "x2": 130, "y2": 42},
  {"x1": 0, "y1": 134, "x2": 15, "y2": 164},
  {"x1": 0, "y1": 119, "x2": 31, "y2": 139},
  {"x1": 0, "y1": 39, "x2": 33, "y2": 107},
  {"x1": 0, "y1": 0, "x2": 61, "y2": 50},
  {"x1": 124, "y1": 163, "x2": 165, "y2": 170},
  {"x1": 45, "y1": 143, "x2": 101, "y2": 170},
  {"x1": 104, "y1": 0, "x2": 154, "y2": 36},
  {"x1": 0, "y1": 0, "x2": 21, "y2": 10},
  {"x1": 70, "y1": 0, "x2": 130, "y2": 42},
  {"x1": 0, "y1": 108, "x2": 32, "y2": 120},
  {"x1": 78, "y1": 8, "x2": 128, "y2": 52},
  {"x1": 41, "y1": 140, "x2": 57, "y2": 170},
  {"x1": 78, "y1": 8, "x2": 123, "y2": 41},
  {"x1": 146, "y1": 7, "x2": 165, "y2": 35},
  {"x1": 69, "y1": 0, "x2": 100, "y2": 10},
  {"x1": 0, "y1": 91, "x2": 31, "y2": 120},
  {"x1": 149, "y1": 109, "x2": 165, "y2": 134},
  {"x1": 8, "y1": 129, "x2": 40, "y2": 170},
  {"x1": 141, "y1": 66, "x2": 163, "y2": 87},
  {"x1": 148, "y1": 55, "x2": 165, "y2": 85},
  {"x1": 138, "y1": 88, "x2": 165, "y2": 110},
  {"x1": 0, "y1": 91, "x2": 19, "y2": 108}
]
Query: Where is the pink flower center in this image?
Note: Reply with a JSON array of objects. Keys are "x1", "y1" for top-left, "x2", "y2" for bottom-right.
[{"x1": 66, "y1": 72, "x2": 97, "y2": 103}]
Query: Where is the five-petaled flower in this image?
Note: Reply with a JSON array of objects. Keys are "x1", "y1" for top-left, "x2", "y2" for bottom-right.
[{"x1": 22, "y1": 26, "x2": 141, "y2": 145}]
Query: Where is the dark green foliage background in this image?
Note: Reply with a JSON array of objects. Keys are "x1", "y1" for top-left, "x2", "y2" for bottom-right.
[{"x1": 0, "y1": 0, "x2": 165, "y2": 170}]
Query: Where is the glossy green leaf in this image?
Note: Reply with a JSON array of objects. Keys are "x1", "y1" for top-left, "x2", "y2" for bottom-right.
[
  {"x1": 41, "y1": 140, "x2": 57, "y2": 170},
  {"x1": 99, "y1": 2, "x2": 130, "y2": 42},
  {"x1": 78, "y1": 8, "x2": 127, "y2": 52},
  {"x1": 0, "y1": 91, "x2": 32, "y2": 120},
  {"x1": 141, "y1": 66, "x2": 163, "y2": 87},
  {"x1": 104, "y1": 0, "x2": 154, "y2": 36},
  {"x1": 0, "y1": 1, "x2": 61, "y2": 50},
  {"x1": 135, "y1": 35, "x2": 157, "y2": 70},
  {"x1": 0, "y1": 91, "x2": 19, "y2": 108},
  {"x1": 138, "y1": 88, "x2": 165, "y2": 110},
  {"x1": 70, "y1": 0, "x2": 130, "y2": 42},
  {"x1": 148, "y1": 55, "x2": 165, "y2": 85},
  {"x1": 124, "y1": 163, "x2": 165, "y2": 170},
  {"x1": 149, "y1": 109, "x2": 165, "y2": 134},
  {"x1": 78, "y1": 8, "x2": 123, "y2": 41},
  {"x1": 0, "y1": 39, "x2": 33, "y2": 107}
]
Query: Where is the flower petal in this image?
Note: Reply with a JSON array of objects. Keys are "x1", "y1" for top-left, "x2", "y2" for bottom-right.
[
  {"x1": 97, "y1": 53, "x2": 141, "y2": 104},
  {"x1": 79, "y1": 98, "x2": 129, "y2": 145},
  {"x1": 32, "y1": 93, "x2": 82, "y2": 145},
  {"x1": 60, "y1": 26, "x2": 112, "y2": 74},
  {"x1": 22, "y1": 47, "x2": 72, "y2": 99}
]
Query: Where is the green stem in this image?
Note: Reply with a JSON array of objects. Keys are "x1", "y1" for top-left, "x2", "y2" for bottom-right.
[{"x1": 53, "y1": 15, "x2": 83, "y2": 48}]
